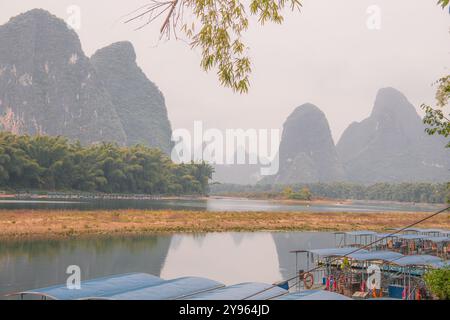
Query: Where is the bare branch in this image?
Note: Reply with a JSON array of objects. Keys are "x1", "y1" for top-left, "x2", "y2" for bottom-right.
[{"x1": 160, "y1": 1, "x2": 179, "y2": 34}]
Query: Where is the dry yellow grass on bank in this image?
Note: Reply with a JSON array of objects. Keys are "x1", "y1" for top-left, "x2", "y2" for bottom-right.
[{"x1": 0, "y1": 209, "x2": 448, "y2": 240}]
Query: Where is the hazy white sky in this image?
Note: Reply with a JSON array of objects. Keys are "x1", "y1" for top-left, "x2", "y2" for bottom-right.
[{"x1": 1, "y1": 0, "x2": 449, "y2": 143}]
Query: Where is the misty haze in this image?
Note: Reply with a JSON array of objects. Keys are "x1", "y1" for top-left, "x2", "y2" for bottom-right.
[{"x1": 0, "y1": 0, "x2": 449, "y2": 304}]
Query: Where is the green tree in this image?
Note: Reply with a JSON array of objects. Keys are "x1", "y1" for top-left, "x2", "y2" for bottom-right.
[
  {"x1": 424, "y1": 267, "x2": 450, "y2": 300},
  {"x1": 422, "y1": 1, "x2": 450, "y2": 147},
  {"x1": 422, "y1": 76, "x2": 450, "y2": 148},
  {"x1": 297, "y1": 187, "x2": 312, "y2": 201},
  {"x1": 284, "y1": 186, "x2": 312, "y2": 200},
  {"x1": 0, "y1": 133, "x2": 213, "y2": 195},
  {"x1": 282, "y1": 186, "x2": 294, "y2": 198}
]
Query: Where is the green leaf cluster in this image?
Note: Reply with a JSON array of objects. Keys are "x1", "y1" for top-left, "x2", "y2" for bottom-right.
[
  {"x1": 424, "y1": 267, "x2": 450, "y2": 300},
  {"x1": 129, "y1": 0, "x2": 301, "y2": 93},
  {"x1": 283, "y1": 186, "x2": 312, "y2": 200},
  {"x1": 191, "y1": 0, "x2": 301, "y2": 93},
  {"x1": 422, "y1": 76, "x2": 450, "y2": 148},
  {"x1": 438, "y1": 0, "x2": 450, "y2": 9}
]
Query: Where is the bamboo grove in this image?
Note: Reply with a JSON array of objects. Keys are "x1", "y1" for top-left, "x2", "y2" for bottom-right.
[{"x1": 0, "y1": 133, "x2": 213, "y2": 195}]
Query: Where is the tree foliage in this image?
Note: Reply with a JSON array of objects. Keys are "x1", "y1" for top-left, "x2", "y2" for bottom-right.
[
  {"x1": 125, "y1": 0, "x2": 302, "y2": 93},
  {"x1": 0, "y1": 133, "x2": 213, "y2": 195},
  {"x1": 283, "y1": 186, "x2": 312, "y2": 200},
  {"x1": 422, "y1": 1, "x2": 450, "y2": 147},
  {"x1": 438, "y1": 0, "x2": 450, "y2": 9},
  {"x1": 424, "y1": 267, "x2": 450, "y2": 300},
  {"x1": 211, "y1": 182, "x2": 450, "y2": 204},
  {"x1": 422, "y1": 76, "x2": 450, "y2": 148}
]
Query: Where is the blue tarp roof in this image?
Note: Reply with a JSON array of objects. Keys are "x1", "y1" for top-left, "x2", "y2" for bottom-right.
[
  {"x1": 15, "y1": 273, "x2": 165, "y2": 300},
  {"x1": 308, "y1": 247, "x2": 368, "y2": 258},
  {"x1": 395, "y1": 228, "x2": 450, "y2": 235},
  {"x1": 14, "y1": 273, "x2": 354, "y2": 300},
  {"x1": 186, "y1": 282, "x2": 287, "y2": 300},
  {"x1": 375, "y1": 233, "x2": 399, "y2": 239},
  {"x1": 423, "y1": 236, "x2": 450, "y2": 243},
  {"x1": 374, "y1": 233, "x2": 449, "y2": 240},
  {"x1": 433, "y1": 261, "x2": 449, "y2": 269},
  {"x1": 104, "y1": 276, "x2": 224, "y2": 300},
  {"x1": 400, "y1": 234, "x2": 450, "y2": 242},
  {"x1": 347, "y1": 251, "x2": 404, "y2": 262},
  {"x1": 397, "y1": 234, "x2": 428, "y2": 240},
  {"x1": 345, "y1": 231, "x2": 377, "y2": 237},
  {"x1": 420, "y1": 229, "x2": 447, "y2": 234},
  {"x1": 13, "y1": 274, "x2": 223, "y2": 300},
  {"x1": 276, "y1": 290, "x2": 352, "y2": 300},
  {"x1": 392, "y1": 255, "x2": 443, "y2": 267},
  {"x1": 394, "y1": 228, "x2": 423, "y2": 233}
]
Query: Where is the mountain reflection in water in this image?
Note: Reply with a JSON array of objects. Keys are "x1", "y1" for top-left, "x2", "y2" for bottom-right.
[{"x1": 0, "y1": 232, "x2": 335, "y2": 299}]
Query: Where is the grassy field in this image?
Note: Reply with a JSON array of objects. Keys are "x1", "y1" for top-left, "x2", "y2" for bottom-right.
[{"x1": 0, "y1": 209, "x2": 448, "y2": 240}]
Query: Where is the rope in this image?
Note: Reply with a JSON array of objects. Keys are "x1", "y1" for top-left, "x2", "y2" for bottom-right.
[{"x1": 242, "y1": 205, "x2": 450, "y2": 300}]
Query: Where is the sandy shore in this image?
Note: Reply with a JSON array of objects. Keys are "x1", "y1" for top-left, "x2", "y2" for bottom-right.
[{"x1": 0, "y1": 209, "x2": 448, "y2": 240}]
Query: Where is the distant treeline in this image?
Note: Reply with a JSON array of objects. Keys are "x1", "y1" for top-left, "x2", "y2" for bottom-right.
[
  {"x1": 0, "y1": 133, "x2": 213, "y2": 195},
  {"x1": 210, "y1": 182, "x2": 450, "y2": 204}
]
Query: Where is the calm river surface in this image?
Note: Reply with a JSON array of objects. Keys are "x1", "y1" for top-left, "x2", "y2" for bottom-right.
[
  {"x1": 0, "y1": 232, "x2": 338, "y2": 299},
  {"x1": 0, "y1": 197, "x2": 441, "y2": 212},
  {"x1": 0, "y1": 198, "x2": 444, "y2": 299}
]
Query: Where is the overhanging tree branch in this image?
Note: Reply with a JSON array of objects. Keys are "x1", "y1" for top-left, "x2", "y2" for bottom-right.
[{"x1": 124, "y1": 0, "x2": 302, "y2": 93}]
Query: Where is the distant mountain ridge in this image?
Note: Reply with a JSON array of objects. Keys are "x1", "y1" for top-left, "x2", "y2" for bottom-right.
[
  {"x1": 91, "y1": 41, "x2": 172, "y2": 154},
  {"x1": 263, "y1": 88, "x2": 450, "y2": 185},
  {"x1": 0, "y1": 9, "x2": 172, "y2": 152},
  {"x1": 266, "y1": 103, "x2": 345, "y2": 184},
  {"x1": 336, "y1": 87, "x2": 450, "y2": 183},
  {"x1": 1, "y1": 10, "x2": 448, "y2": 185}
]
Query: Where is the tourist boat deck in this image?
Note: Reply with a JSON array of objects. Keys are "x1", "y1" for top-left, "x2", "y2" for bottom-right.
[
  {"x1": 291, "y1": 229, "x2": 449, "y2": 299},
  {"x1": 333, "y1": 229, "x2": 449, "y2": 259}
]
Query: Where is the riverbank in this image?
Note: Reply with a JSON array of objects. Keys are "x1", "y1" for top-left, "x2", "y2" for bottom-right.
[
  {"x1": 1, "y1": 191, "x2": 445, "y2": 208},
  {"x1": 0, "y1": 209, "x2": 448, "y2": 240},
  {"x1": 0, "y1": 192, "x2": 208, "y2": 201}
]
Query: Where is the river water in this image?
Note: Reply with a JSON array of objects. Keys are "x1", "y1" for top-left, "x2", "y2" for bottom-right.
[
  {"x1": 0, "y1": 198, "x2": 444, "y2": 299},
  {"x1": 0, "y1": 232, "x2": 339, "y2": 298},
  {"x1": 0, "y1": 197, "x2": 441, "y2": 212}
]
